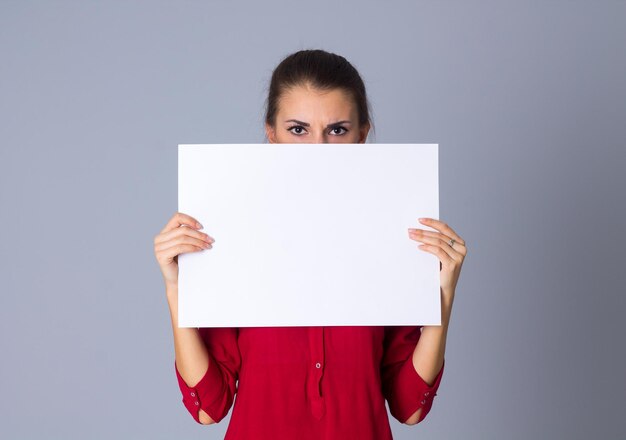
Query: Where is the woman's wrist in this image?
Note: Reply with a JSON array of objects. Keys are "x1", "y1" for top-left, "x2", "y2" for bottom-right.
[
  {"x1": 165, "y1": 282, "x2": 178, "y2": 296},
  {"x1": 165, "y1": 284, "x2": 179, "y2": 317}
]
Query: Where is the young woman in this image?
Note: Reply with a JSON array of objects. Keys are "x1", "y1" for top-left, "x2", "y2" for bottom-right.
[{"x1": 153, "y1": 49, "x2": 467, "y2": 439}]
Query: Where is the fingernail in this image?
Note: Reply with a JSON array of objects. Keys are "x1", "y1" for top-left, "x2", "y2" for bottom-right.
[{"x1": 196, "y1": 222, "x2": 203, "y2": 229}]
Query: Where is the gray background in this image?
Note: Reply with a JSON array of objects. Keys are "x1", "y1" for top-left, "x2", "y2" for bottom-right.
[{"x1": 1, "y1": 1, "x2": 625, "y2": 438}]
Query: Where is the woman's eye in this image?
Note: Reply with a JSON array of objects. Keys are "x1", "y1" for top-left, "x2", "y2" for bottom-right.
[
  {"x1": 331, "y1": 127, "x2": 347, "y2": 135},
  {"x1": 287, "y1": 125, "x2": 348, "y2": 135},
  {"x1": 288, "y1": 125, "x2": 305, "y2": 135}
]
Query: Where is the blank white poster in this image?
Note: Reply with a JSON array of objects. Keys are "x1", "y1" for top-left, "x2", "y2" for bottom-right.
[{"x1": 177, "y1": 143, "x2": 440, "y2": 327}]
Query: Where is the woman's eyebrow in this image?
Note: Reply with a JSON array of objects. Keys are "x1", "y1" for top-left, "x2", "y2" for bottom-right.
[{"x1": 285, "y1": 119, "x2": 352, "y2": 128}]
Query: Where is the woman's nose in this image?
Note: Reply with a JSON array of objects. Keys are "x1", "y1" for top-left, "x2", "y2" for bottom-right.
[{"x1": 312, "y1": 132, "x2": 328, "y2": 143}]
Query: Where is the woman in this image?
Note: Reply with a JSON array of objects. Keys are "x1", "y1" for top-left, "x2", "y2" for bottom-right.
[{"x1": 153, "y1": 49, "x2": 467, "y2": 439}]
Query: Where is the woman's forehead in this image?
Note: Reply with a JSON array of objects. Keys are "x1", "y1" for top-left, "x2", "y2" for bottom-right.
[{"x1": 278, "y1": 86, "x2": 357, "y2": 121}]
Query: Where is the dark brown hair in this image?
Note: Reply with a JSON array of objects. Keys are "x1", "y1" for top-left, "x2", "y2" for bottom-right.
[{"x1": 263, "y1": 49, "x2": 375, "y2": 141}]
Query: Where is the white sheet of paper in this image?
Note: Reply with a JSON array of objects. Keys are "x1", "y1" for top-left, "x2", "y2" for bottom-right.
[{"x1": 177, "y1": 143, "x2": 440, "y2": 327}]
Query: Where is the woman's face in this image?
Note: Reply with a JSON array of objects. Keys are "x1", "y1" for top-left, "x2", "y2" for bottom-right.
[{"x1": 265, "y1": 83, "x2": 370, "y2": 144}]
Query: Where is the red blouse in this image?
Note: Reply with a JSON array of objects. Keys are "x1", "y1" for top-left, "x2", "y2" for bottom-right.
[{"x1": 174, "y1": 326, "x2": 444, "y2": 439}]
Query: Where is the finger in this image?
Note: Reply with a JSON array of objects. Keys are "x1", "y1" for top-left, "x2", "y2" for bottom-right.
[
  {"x1": 408, "y1": 228, "x2": 445, "y2": 241},
  {"x1": 418, "y1": 218, "x2": 466, "y2": 246},
  {"x1": 157, "y1": 243, "x2": 208, "y2": 264},
  {"x1": 159, "y1": 211, "x2": 204, "y2": 235},
  {"x1": 155, "y1": 234, "x2": 213, "y2": 254},
  {"x1": 412, "y1": 228, "x2": 466, "y2": 257},
  {"x1": 409, "y1": 230, "x2": 463, "y2": 261},
  {"x1": 418, "y1": 243, "x2": 455, "y2": 267},
  {"x1": 155, "y1": 222, "x2": 215, "y2": 246}
]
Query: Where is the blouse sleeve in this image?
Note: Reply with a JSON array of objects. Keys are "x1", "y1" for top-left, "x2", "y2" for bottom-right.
[
  {"x1": 381, "y1": 326, "x2": 445, "y2": 424},
  {"x1": 174, "y1": 327, "x2": 241, "y2": 424}
]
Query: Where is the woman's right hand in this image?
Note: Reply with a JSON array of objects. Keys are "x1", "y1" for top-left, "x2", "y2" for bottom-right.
[{"x1": 153, "y1": 211, "x2": 215, "y2": 290}]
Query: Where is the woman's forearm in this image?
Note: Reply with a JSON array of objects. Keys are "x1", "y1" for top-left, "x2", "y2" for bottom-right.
[
  {"x1": 404, "y1": 296, "x2": 452, "y2": 424},
  {"x1": 167, "y1": 286, "x2": 215, "y2": 424},
  {"x1": 412, "y1": 303, "x2": 450, "y2": 384},
  {"x1": 167, "y1": 286, "x2": 210, "y2": 388},
  {"x1": 412, "y1": 322, "x2": 449, "y2": 382}
]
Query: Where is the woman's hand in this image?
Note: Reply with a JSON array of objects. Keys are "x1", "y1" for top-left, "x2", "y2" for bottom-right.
[
  {"x1": 408, "y1": 218, "x2": 467, "y2": 308},
  {"x1": 153, "y1": 211, "x2": 215, "y2": 290}
]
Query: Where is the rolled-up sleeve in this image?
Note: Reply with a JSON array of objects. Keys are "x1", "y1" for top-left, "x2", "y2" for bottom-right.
[
  {"x1": 381, "y1": 326, "x2": 445, "y2": 424},
  {"x1": 174, "y1": 327, "x2": 241, "y2": 424}
]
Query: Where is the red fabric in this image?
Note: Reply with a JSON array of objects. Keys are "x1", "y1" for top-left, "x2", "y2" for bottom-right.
[{"x1": 175, "y1": 326, "x2": 444, "y2": 439}]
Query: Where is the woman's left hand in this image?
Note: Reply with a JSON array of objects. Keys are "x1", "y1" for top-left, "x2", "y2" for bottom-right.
[{"x1": 408, "y1": 218, "x2": 467, "y2": 306}]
